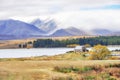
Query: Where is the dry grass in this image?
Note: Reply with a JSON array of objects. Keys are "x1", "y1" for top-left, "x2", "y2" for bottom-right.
[
  {"x1": 0, "y1": 60, "x2": 120, "y2": 80},
  {"x1": 0, "y1": 39, "x2": 35, "y2": 49},
  {"x1": 0, "y1": 35, "x2": 96, "y2": 48},
  {"x1": 33, "y1": 52, "x2": 87, "y2": 60},
  {"x1": 0, "y1": 52, "x2": 87, "y2": 61},
  {"x1": 48, "y1": 36, "x2": 96, "y2": 40}
]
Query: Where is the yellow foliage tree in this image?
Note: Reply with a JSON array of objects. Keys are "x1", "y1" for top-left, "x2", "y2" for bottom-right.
[
  {"x1": 89, "y1": 45, "x2": 111, "y2": 60},
  {"x1": 67, "y1": 44, "x2": 80, "y2": 48},
  {"x1": 84, "y1": 44, "x2": 91, "y2": 48}
]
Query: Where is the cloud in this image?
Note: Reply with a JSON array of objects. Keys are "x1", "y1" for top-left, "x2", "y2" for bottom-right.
[
  {"x1": 51, "y1": 10, "x2": 120, "y2": 31},
  {"x1": 0, "y1": 0, "x2": 119, "y2": 16},
  {"x1": 0, "y1": 0, "x2": 120, "y2": 31}
]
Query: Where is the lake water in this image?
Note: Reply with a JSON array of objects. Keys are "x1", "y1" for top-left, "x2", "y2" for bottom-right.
[
  {"x1": 87, "y1": 46, "x2": 120, "y2": 51},
  {"x1": 0, "y1": 46, "x2": 119, "y2": 58},
  {"x1": 0, "y1": 48, "x2": 74, "y2": 58}
]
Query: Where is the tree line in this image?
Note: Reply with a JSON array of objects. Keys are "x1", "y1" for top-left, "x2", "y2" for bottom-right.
[{"x1": 32, "y1": 36, "x2": 120, "y2": 48}]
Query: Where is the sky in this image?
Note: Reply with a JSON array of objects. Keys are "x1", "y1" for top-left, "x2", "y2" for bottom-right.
[{"x1": 0, "y1": 0, "x2": 120, "y2": 31}]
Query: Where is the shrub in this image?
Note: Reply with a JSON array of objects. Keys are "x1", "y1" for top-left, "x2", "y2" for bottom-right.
[
  {"x1": 107, "y1": 78, "x2": 116, "y2": 80},
  {"x1": 52, "y1": 76, "x2": 74, "y2": 80},
  {"x1": 54, "y1": 66, "x2": 72, "y2": 73},
  {"x1": 82, "y1": 76, "x2": 95, "y2": 80},
  {"x1": 89, "y1": 45, "x2": 111, "y2": 60},
  {"x1": 77, "y1": 67, "x2": 93, "y2": 73},
  {"x1": 54, "y1": 66, "x2": 93, "y2": 73}
]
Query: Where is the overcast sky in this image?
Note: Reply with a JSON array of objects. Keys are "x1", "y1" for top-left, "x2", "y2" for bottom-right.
[{"x1": 0, "y1": 0, "x2": 120, "y2": 31}]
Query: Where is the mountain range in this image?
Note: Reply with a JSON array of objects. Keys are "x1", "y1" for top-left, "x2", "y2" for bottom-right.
[
  {"x1": 91, "y1": 29, "x2": 113, "y2": 36},
  {"x1": 51, "y1": 27, "x2": 87, "y2": 36},
  {"x1": 0, "y1": 19, "x2": 119, "y2": 40},
  {"x1": 31, "y1": 19, "x2": 57, "y2": 34},
  {"x1": 0, "y1": 19, "x2": 45, "y2": 39}
]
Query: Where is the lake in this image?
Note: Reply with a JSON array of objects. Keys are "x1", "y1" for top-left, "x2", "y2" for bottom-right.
[
  {"x1": 0, "y1": 46, "x2": 119, "y2": 58},
  {"x1": 0, "y1": 48, "x2": 74, "y2": 58}
]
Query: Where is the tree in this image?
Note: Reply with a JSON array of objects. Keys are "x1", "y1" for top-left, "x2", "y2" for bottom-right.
[
  {"x1": 67, "y1": 44, "x2": 80, "y2": 48},
  {"x1": 18, "y1": 44, "x2": 22, "y2": 48},
  {"x1": 89, "y1": 45, "x2": 111, "y2": 60},
  {"x1": 84, "y1": 44, "x2": 91, "y2": 48}
]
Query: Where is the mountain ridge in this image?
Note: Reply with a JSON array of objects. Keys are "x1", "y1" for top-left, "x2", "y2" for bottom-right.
[
  {"x1": 31, "y1": 19, "x2": 57, "y2": 34},
  {"x1": 50, "y1": 27, "x2": 87, "y2": 37},
  {"x1": 0, "y1": 19, "x2": 119, "y2": 40},
  {"x1": 0, "y1": 19, "x2": 45, "y2": 39}
]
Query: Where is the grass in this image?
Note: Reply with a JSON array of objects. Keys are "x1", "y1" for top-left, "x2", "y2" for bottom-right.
[
  {"x1": 0, "y1": 52, "x2": 88, "y2": 61},
  {"x1": 53, "y1": 61, "x2": 120, "y2": 80},
  {"x1": 0, "y1": 36, "x2": 95, "y2": 49},
  {"x1": 0, "y1": 51, "x2": 120, "y2": 80},
  {"x1": 54, "y1": 66, "x2": 93, "y2": 73},
  {"x1": 0, "y1": 60, "x2": 120, "y2": 80},
  {"x1": 0, "y1": 39, "x2": 35, "y2": 49},
  {"x1": 0, "y1": 50, "x2": 119, "y2": 61}
]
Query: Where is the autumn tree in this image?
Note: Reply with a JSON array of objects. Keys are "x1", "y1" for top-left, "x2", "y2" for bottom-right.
[
  {"x1": 84, "y1": 44, "x2": 91, "y2": 48},
  {"x1": 89, "y1": 45, "x2": 111, "y2": 60},
  {"x1": 67, "y1": 44, "x2": 80, "y2": 48}
]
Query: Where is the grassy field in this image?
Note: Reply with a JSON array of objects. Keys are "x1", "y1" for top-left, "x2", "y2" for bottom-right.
[
  {"x1": 0, "y1": 51, "x2": 120, "y2": 80},
  {"x1": 0, "y1": 52, "x2": 88, "y2": 61},
  {"x1": 0, "y1": 43, "x2": 119, "y2": 80},
  {"x1": 0, "y1": 60, "x2": 120, "y2": 80},
  {"x1": 0, "y1": 51, "x2": 119, "y2": 61},
  {"x1": 0, "y1": 39, "x2": 35, "y2": 49},
  {"x1": 0, "y1": 36, "x2": 96, "y2": 49}
]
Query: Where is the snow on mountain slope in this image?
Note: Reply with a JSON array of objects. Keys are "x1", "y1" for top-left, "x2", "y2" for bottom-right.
[{"x1": 0, "y1": 19, "x2": 45, "y2": 39}]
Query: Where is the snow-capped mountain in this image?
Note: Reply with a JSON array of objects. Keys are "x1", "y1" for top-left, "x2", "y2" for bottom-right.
[
  {"x1": 112, "y1": 31, "x2": 120, "y2": 36},
  {"x1": 51, "y1": 29, "x2": 73, "y2": 36},
  {"x1": 65, "y1": 27, "x2": 87, "y2": 36},
  {"x1": 0, "y1": 19, "x2": 45, "y2": 39},
  {"x1": 0, "y1": 19, "x2": 119, "y2": 40},
  {"x1": 31, "y1": 19, "x2": 57, "y2": 34},
  {"x1": 90, "y1": 29, "x2": 112, "y2": 36},
  {"x1": 31, "y1": 19, "x2": 43, "y2": 29},
  {"x1": 50, "y1": 27, "x2": 87, "y2": 36}
]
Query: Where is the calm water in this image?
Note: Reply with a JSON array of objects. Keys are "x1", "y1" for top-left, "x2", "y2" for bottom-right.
[
  {"x1": 0, "y1": 46, "x2": 119, "y2": 58},
  {"x1": 87, "y1": 46, "x2": 120, "y2": 51},
  {"x1": 0, "y1": 48, "x2": 74, "y2": 58}
]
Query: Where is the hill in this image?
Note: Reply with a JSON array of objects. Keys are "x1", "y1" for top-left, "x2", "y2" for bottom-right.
[
  {"x1": 0, "y1": 19, "x2": 45, "y2": 39},
  {"x1": 31, "y1": 19, "x2": 57, "y2": 34},
  {"x1": 51, "y1": 27, "x2": 86, "y2": 37},
  {"x1": 90, "y1": 29, "x2": 112, "y2": 36}
]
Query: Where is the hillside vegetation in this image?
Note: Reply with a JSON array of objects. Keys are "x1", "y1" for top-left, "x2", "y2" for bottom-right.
[
  {"x1": 33, "y1": 36, "x2": 120, "y2": 48},
  {"x1": 0, "y1": 44, "x2": 120, "y2": 80},
  {"x1": 0, "y1": 60, "x2": 120, "y2": 80},
  {"x1": 0, "y1": 36, "x2": 119, "y2": 49},
  {"x1": 0, "y1": 36, "x2": 94, "y2": 49}
]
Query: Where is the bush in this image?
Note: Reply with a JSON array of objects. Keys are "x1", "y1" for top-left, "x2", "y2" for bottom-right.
[
  {"x1": 54, "y1": 66, "x2": 72, "y2": 73},
  {"x1": 82, "y1": 76, "x2": 95, "y2": 80},
  {"x1": 54, "y1": 66, "x2": 93, "y2": 73},
  {"x1": 52, "y1": 76, "x2": 74, "y2": 80},
  {"x1": 107, "y1": 78, "x2": 116, "y2": 80},
  {"x1": 89, "y1": 45, "x2": 111, "y2": 60},
  {"x1": 77, "y1": 67, "x2": 93, "y2": 73}
]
